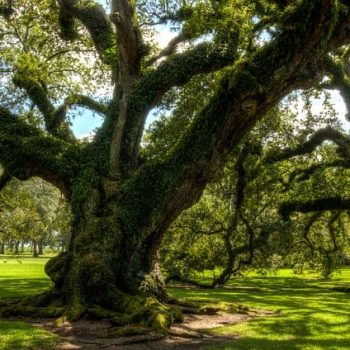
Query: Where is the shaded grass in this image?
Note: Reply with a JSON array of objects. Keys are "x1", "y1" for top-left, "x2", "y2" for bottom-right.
[
  {"x1": 169, "y1": 268, "x2": 350, "y2": 350},
  {"x1": 0, "y1": 256, "x2": 57, "y2": 350}
]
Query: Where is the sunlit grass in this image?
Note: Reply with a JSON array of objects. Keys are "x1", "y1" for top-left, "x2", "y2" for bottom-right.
[
  {"x1": 169, "y1": 267, "x2": 350, "y2": 350},
  {"x1": 1, "y1": 255, "x2": 349, "y2": 350},
  {"x1": 0, "y1": 256, "x2": 57, "y2": 350}
]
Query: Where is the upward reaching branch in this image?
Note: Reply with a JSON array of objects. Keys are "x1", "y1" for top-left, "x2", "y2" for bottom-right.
[
  {"x1": 114, "y1": 39, "x2": 240, "y2": 176},
  {"x1": 110, "y1": 0, "x2": 147, "y2": 77}
]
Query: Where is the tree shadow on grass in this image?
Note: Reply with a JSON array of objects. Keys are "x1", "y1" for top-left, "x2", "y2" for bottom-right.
[
  {"x1": 0, "y1": 278, "x2": 51, "y2": 299},
  {"x1": 171, "y1": 275, "x2": 350, "y2": 350}
]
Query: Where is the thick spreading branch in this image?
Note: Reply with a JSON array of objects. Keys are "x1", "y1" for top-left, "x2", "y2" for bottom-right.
[
  {"x1": 120, "y1": 0, "x2": 346, "y2": 265},
  {"x1": 13, "y1": 75, "x2": 74, "y2": 140},
  {"x1": 115, "y1": 40, "x2": 240, "y2": 175},
  {"x1": 0, "y1": 107, "x2": 79, "y2": 194}
]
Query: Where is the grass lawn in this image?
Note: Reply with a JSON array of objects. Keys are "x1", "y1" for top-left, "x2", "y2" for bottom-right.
[
  {"x1": 0, "y1": 255, "x2": 350, "y2": 350},
  {"x1": 169, "y1": 268, "x2": 350, "y2": 350},
  {"x1": 0, "y1": 255, "x2": 57, "y2": 350}
]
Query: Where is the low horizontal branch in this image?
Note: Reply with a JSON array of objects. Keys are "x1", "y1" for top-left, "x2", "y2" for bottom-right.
[
  {"x1": 265, "y1": 127, "x2": 350, "y2": 163},
  {"x1": 280, "y1": 197, "x2": 350, "y2": 219}
]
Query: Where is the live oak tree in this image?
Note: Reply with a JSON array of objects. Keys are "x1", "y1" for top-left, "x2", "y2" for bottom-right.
[{"x1": 1, "y1": 0, "x2": 350, "y2": 332}]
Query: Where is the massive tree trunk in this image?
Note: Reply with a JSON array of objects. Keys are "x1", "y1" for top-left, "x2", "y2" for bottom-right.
[{"x1": 44, "y1": 184, "x2": 179, "y2": 329}]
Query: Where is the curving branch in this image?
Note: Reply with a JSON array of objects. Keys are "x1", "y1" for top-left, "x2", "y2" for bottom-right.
[
  {"x1": 56, "y1": 95, "x2": 108, "y2": 123},
  {"x1": 13, "y1": 75, "x2": 54, "y2": 122},
  {"x1": 326, "y1": 211, "x2": 340, "y2": 252},
  {"x1": 115, "y1": 40, "x2": 240, "y2": 174},
  {"x1": 146, "y1": 33, "x2": 188, "y2": 66},
  {"x1": 265, "y1": 127, "x2": 350, "y2": 163},
  {"x1": 57, "y1": 0, "x2": 116, "y2": 67},
  {"x1": 287, "y1": 159, "x2": 350, "y2": 184},
  {"x1": 300, "y1": 212, "x2": 321, "y2": 257},
  {"x1": 12, "y1": 75, "x2": 74, "y2": 140},
  {"x1": 0, "y1": 107, "x2": 80, "y2": 195}
]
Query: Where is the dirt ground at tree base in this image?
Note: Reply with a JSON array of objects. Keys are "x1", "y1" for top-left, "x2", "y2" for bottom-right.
[{"x1": 24, "y1": 310, "x2": 277, "y2": 350}]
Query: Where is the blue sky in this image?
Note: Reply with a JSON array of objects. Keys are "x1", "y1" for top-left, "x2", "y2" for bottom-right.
[{"x1": 71, "y1": 110, "x2": 104, "y2": 138}]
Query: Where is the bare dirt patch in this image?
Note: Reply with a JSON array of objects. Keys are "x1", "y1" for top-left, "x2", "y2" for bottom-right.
[{"x1": 10, "y1": 309, "x2": 277, "y2": 349}]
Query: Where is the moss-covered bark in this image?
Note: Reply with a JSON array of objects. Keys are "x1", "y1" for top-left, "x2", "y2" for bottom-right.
[{"x1": 41, "y1": 180, "x2": 178, "y2": 331}]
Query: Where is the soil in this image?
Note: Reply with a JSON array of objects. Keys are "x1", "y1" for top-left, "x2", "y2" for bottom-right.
[{"x1": 21, "y1": 309, "x2": 276, "y2": 350}]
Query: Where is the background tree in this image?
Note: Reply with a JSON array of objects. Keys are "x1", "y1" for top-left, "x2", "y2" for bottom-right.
[
  {"x1": 0, "y1": 177, "x2": 70, "y2": 256},
  {"x1": 0, "y1": 0, "x2": 349, "y2": 333},
  {"x1": 160, "y1": 94, "x2": 350, "y2": 285}
]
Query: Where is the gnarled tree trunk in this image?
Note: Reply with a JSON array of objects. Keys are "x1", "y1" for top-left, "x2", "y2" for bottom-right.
[{"x1": 44, "y1": 182, "x2": 177, "y2": 330}]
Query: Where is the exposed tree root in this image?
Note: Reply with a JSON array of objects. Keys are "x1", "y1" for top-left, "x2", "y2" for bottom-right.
[
  {"x1": 0, "y1": 284, "x2": 243, "y2": 343},
  {"x1": 99, "y1": 333, "x2": 166, "y2": 347},
  {"x1": 0, "y1": 289, "x2": 184, "y2": 334}
]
